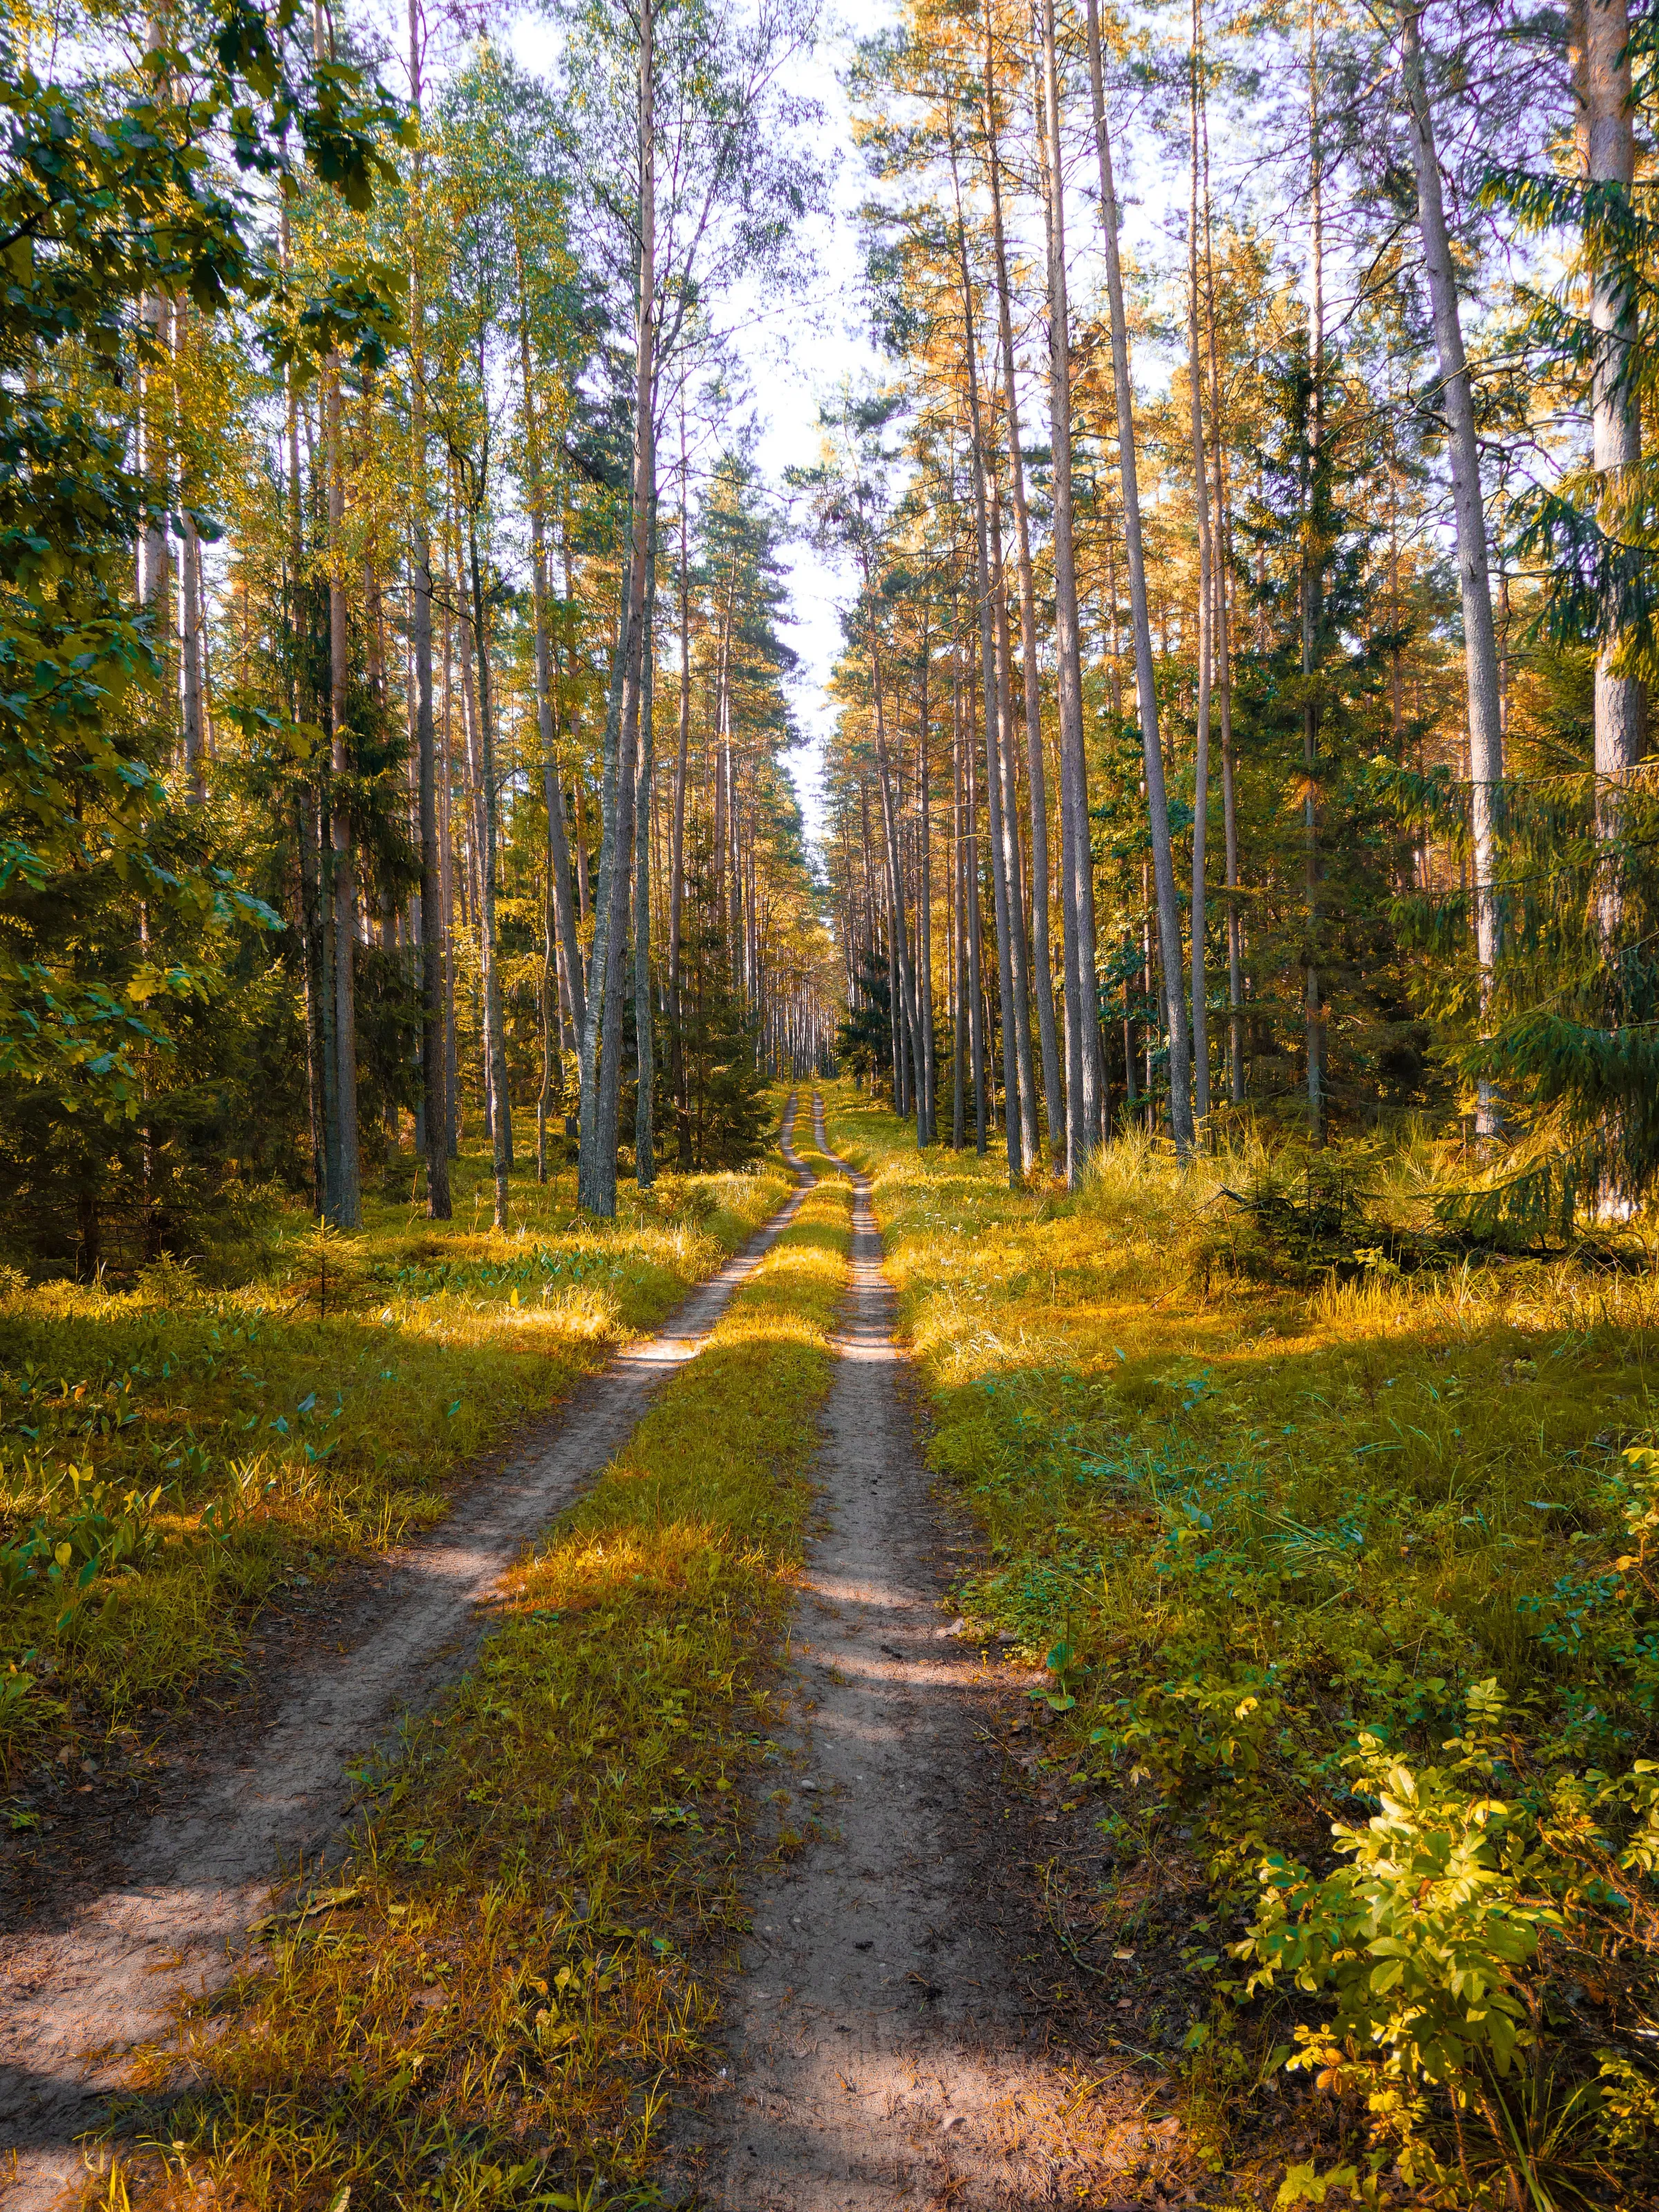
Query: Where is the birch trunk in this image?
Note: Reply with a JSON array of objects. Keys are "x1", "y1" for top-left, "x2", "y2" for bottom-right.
[
  {"x1": 1084, "y1": 0, "x2": 1194, "y2": 1157},
  {"x1": 1399, "y1": 1, "x2": 1505, "y2": 1136}
]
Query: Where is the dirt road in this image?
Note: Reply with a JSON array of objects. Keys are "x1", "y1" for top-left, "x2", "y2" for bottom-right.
[{"x1": 671, "y1": 1101, "x2": 1119, "y2": 2209}]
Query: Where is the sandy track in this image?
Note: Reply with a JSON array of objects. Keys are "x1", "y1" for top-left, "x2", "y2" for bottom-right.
[
  {"x1": 0, "y1": 1106, "x2": 815, "y2": 2212},
  {"x1": 673, "y1": 1101, "x2": 1112, "y2": 2211}
]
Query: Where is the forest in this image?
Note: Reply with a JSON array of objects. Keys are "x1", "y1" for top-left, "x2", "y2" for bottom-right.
[{"x1": 3, "y1": 0, "x2": 1659, "y2": 2209}]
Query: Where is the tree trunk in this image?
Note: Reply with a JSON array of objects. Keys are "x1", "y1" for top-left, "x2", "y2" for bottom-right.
[
  {"x1": 517, "y1": 252, "x2": 587, "y2": 1051},
  {"x1": 579, "y1": 543, "x2": 635, "y2": 1208},
  {"x1": 439, "y1": 593, "x2": 460, "y2": 1155},
  {"x1": 178, "y1": 314, "x2": 207, "y2": 807},
  {"x1": 1399, "y1": 0, "x2": 1505, "y2": 1136},
  {"x1": 1186, "y1": 8, "x2": 1213, "y2": 1128},
  {"x1": 579, "y1": 0, "x2": 654, "y2": 1217},
  {"x1": 635, "y1": 498, "x2": 659, "y2": 1187},
  {"x1": 964, "y1": 665, "x2": 987, "y2": 1155},
  {"x1": 983, "y1": 11, "x2": 1062, "y2": 1164},
  {"x1": 1041, "y1": 0, "x2": 1107, "y2": 1179},
  {"x1": 1302, "y1": 0, "x2": 1327, "y2": 1143},
  {"x1": 467, "y1": 500, "x2": 511, "y2": 1228},
  {"x1": 991, "y1": 491, "x2": 1040, "y2": 1174},
  {"x1": 1575, "y1": 0, "x2": 1642, "y2": 950},
  {"x1": 948, "y1": 135, "x2": 1027, "y2": 1181},
  {"x1": 861, "y1": 563, "x2": 921, "y2": 1127},
  {"x1": 671, "y1": 402, "x2": 692, "y2": 1162},
  {"x1": 409, "y1": 11, "x2": 450, "y2": 1216},
  {"x1": 1084, "y1": 0, "x2": 1194, "y2": 1158},
  {"x1": 326, "y1": 350, "x2": 361, "y2": 1226},
  {"x1": 1201, "y1": 87, "x2": 1245, "y2": 1108},
  {"x1": 951, "y1": 656, "x2": 967, "y2": 1150},
  {"x1": 917, "y1": 617, "x2": 936, "y2": 1144}
]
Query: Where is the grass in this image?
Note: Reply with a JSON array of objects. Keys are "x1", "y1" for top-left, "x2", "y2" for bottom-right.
[
  {"x1": 0, "y1": 1127, "x2": 791, "y2": 1769},
  {"x1": 821, "y1": 1085, "x2": 1659, "y2": 2209},
  {"x1": 88, "y1": 1129, "x2": 853, "y2": 2212}
]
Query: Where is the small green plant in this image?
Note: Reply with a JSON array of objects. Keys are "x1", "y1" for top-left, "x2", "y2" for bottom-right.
[
  {"x1": 1032, "y1": 1631, "x2": 1082, "y2": 1711},
  {"x1": 1232, "y1": 1679, "x2": 1658, "y2": 2201},
  {"x1": 0, "y1": 1648, "x2": 62, "y2": 1749},
  {"x1": 1237, "y1": 1682, "x2": 1553, "y2": 2080},
  {"x1": 284, "y1": 1219, "x2": 365, "y2": 1320},
  {"x1": 0, "y1": 1466, "x2": 163, "y2": 1620}
]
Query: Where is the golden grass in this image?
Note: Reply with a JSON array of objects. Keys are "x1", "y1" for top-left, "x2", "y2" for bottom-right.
[
  {"x1": 90, "y1": 1150, "x2": 853, "y2": 2212},
  {"x1": 1, "y1": 1123, "x2": 791, "y2": 1761}
]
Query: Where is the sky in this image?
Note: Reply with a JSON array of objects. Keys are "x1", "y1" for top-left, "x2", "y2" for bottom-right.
[{"x1": 714, "y1": 0, "x2": 895, "y2": 854}]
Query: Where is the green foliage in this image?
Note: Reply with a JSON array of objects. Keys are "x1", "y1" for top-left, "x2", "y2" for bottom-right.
[
  {"x1": 659, "y1": 841, "x2": 772, "y2": 1169},
  {"x1": 0, "y1": 1468, "x2": 164, "y2": 1613},
  {"x1": 0, "y1": 4, "x2": 403, "y2": 1105},
  {"x1": 1236, "y1": 1683, "x2": 1560, "y2": 2092},
  {"x1": 1378, "y1": 724, "x2": 1659, "y2": 1222},
  {"x1": 835, "y1": 948, "x2": 893, "y2": 1091}
]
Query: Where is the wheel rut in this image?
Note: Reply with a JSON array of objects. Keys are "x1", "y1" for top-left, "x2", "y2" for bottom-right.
[
  {"x1": 674, "y1": 1098, "x2": 1107, "y2": 2211},
  {"x1": 0, "y1": 1103, "x2": 816, "y2": 2212}
]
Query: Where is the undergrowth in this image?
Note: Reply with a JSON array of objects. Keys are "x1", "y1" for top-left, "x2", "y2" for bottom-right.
[
  {"x1": 824, "y1": 1087, "x2": 1659, "y2": 2211},
  {"x1": 89, "y1": 1134, "x2": 852, "y2": 2211},
  {"x1": 0, "y1": 1130, "x2": 789, "y2": 1767}
]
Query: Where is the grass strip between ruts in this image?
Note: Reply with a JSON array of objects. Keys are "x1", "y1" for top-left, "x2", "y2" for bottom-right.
[{"x1": 94, "y1": 1147, "x2": 852, "y2": 2212}]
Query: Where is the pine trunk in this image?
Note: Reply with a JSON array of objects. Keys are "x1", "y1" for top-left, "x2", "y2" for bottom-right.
[
  {"x1": 1084, "y1": 0, "x2": 1194, "y2": 1157},
  {"x1": 1042, "y1": 0, "x2": 1107, "y2": 1177},
  {"x1": 326, "y1": 353, "x2": 361, "y2": 1226},
  {"x1": 579, "y1": 0, "x2": 654, "y2": 1217}
]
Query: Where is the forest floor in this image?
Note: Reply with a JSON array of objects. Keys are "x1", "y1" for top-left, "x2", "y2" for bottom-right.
[{"x1": 2, "y1": 1087, "x2": 1656, "y2": 2211}]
